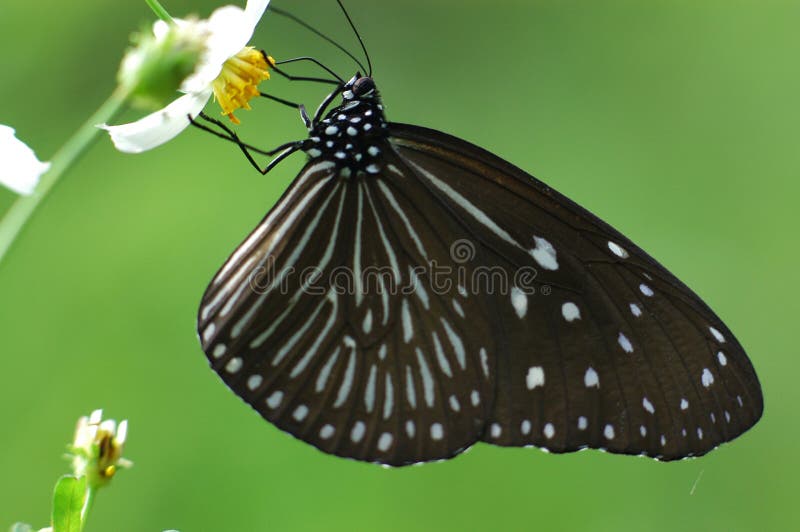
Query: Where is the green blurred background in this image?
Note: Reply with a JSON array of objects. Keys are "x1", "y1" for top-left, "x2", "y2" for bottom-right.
[{"x1": 0, "y1": 0, "x2": 796, "y2": 530}]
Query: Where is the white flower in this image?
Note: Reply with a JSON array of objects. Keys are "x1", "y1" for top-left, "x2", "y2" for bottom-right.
[
  {"x1": 70, "y1": 409, "x2": 131, "y2": 486},
  {"x1": 0, "y1": 125, "x2": 50, "y2": 195},
  {"x1": 101, "y1": 0, "x2": 272, "y2": 153}
]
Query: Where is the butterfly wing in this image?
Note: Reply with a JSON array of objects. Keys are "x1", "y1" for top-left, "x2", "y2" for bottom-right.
[
  {"x1": 388, "y1": 122, "x2": 763, "y2": 460},
  {"x1": 198, "y1": 121, "x2": 762, "y2": 466},
  {"x1": 198, "y1": 158, "x2": 496, "y2": 466}
]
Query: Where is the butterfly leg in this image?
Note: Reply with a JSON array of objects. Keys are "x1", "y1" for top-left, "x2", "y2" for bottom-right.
[
  {"x1": 189, "y1": 113, "x2": 305, "y2": 175},
  {"x1": 259, "y1": 93, "x2": 312, "y2": 129}
]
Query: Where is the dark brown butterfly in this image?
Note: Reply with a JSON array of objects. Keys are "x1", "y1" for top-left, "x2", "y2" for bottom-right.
[{"x1": 196, "y1": 5, "x2": 762, "y2": 467}]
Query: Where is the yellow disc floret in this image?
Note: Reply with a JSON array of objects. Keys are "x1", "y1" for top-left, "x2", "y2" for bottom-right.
[{"x1": 212, "y1": 47, "x2": 274, "y2": 124}]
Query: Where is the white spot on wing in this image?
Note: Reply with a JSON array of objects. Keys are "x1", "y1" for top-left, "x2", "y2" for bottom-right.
[
  {"x1": 293, "y1": 405, "x2": 309, "y2": 422},
  {"x1": 430, "y1": 423, "x2": 444, "y2": 440},
  {"x1": 562, "y1": 302, "x2": 581, "y2": 322},
  {"x1": 212, "y1": 344, "x2": 227, "y2": 359},
  {"x1": 225, "y1": 357, "x2": 242, "y2": 374},
  {"x1": 377, "y1": 432, "x2": 393, "y2": 452},
  {"x1": 247, "y1": 375, "x2": 263, "y2": 391},
  {"x1": 643, "y1": 397, "x2": 655, "y2": 414},
  {"x1": 701, "y1": 368, "x2": 714, "y2": 388},
  {"x1": 440, "y1": 318, "x2": 466, "y2": 370},
  {"x1": 401, "y1": 299, "x2": 413, "y2": 343},
  {"x1": 266, "y1": 391, "x2": 283, "y2": 409},
  {"x1": 415, "y1": 348, "x2": 435, "y2": 407},
  {"x1": 202, "y1": 323, "x2": 216, "y2": 344},
  {"x1": 709, "y1": 326, "x2": 726, "y2": 343},
  {"x1": 608, "y1": 241, "x2": 629, "y2": 258},
  {"x1": 618, "y1": 332, "x2": 634, "y2": 353},
  {"x1": 319, "y1": 425, "x2": 335, "y2": 439},
  {"x1": 408, "y1": 267, "x2": 430, "y2": 310},
  {"x1": 526, "y1": 366, "x2": 545, "y2": 390},
  {"x1": 383, "y1": 373, "x2": 394, "y2": 420},
  {"x1": 333, "y1": 341, "x2": 357, "y2": 408},
  {"x1": 471, "y1": 390, "x2": 480, "y2": 406},
  {"x1": 315, "y1": 347, "x2": 341, "y2": 393},
  {"x1": 480, "y1": 348, "x2": 490, "y2": 378},
  {"x1": 630, "y1": 303, "x2": 642, "y2": 317},
  {"x1": 365, "y1": 365, "x2": 377, "y2": 413},
  {"x1": 405, "y1": 420, "x2": 416, "y2": 438},
  {"x1": 351, "y1": 421, "x2": 365, "y2": 443},
  {"x1": 543, "y1": 423, "x2": 555, "y2": 439},
  {"x1": 578, "y1": 416, "x2": 588, "y2": 430},
  {"x1": 531, "y1": 236, "x2": 559, "y2": 270},
  {"x1": 490, "y1": 423, "x2": 502, "y2": 439},
  {"x1": 521, "y1": 420, "x2": 531, "y2": 435},
  {"x1": 405, "y1": 366, "x2": 417, "y2": 408},
  {"x1": 680, "y1": 398, "x2": 689, "y2": 410},
  {"x1": 362, "y1": 309, "x2": 373, "y2": 334},
  {"x1": 584, "y1": 367, "x2": 599, "y2": 388},
  {"x1": 449, "y1": 395, "x2": 460, "y2": 412},
  {"x1": 604, "y1": 424, "x2": 615, "y2": 440},
  {"x1": 717, "y1": 351, "x2": 727, "y2": 366},
  {"x1": 431, "y1": 332, "x2": 453, "y2": 378},
  {"x1": 640, "y1": 283, "x2": 654, "y2": 297},
  {"x1": 511, "y1": 287, "x2": 528, "y2": 318}
]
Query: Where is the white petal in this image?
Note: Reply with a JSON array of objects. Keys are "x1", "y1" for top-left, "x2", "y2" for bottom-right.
[
  {"x1": 99, "y1": 90, "x2": 211, "y2": 153},
  {"x1": 182, "y1": 7, "x2": 247, "y2": 92},
  {"x1": 182, "y1": 1, "x2": 269, "y2": 93},
  {"x1": 243, "y1": 0, "x2": 271, "y2": 38},
  {"x1": 0, "y1": 125, "x2": 50, "y2": 195}
]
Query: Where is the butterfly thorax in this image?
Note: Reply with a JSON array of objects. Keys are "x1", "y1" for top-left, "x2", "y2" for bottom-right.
[{"x1": 303, "y1": 75, "x2": 389, "y2": 177}]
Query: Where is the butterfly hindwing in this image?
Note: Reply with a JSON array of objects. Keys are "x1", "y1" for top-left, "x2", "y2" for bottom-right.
[{"x1": 389, "y1": 123, "x2": 762, "y2": 459}]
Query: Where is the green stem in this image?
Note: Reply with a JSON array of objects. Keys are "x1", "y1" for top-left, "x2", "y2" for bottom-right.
[
  {"x1": 144, "y1": 0, "x2": 174, "y2": 23},
  {"x1": 0, "y1": 86, "x2": 129, "y2": 264},
  {"x1": 81, "y1": 485, "x2": 97, "y2": 531}
]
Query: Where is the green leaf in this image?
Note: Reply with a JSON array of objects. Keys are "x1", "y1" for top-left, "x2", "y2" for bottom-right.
[
  {"x1": 52, "y1": 475, "x2": 87, "y2": 532},
  {"x1": 9, "y1": 523, "x2": 34, "y2": 532}
]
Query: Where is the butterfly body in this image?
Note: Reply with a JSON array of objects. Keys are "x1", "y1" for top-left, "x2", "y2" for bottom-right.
[
  {"x1": 198, "y1": 75, "x2": 762, "y2": 466},
  {"x1": 302, "y1": 76, "x2": 388, "y2": 177}
]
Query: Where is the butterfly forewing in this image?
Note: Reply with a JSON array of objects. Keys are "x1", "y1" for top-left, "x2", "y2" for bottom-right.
[
  {"x1": 198, "y1": 77, "x2": 761, "y2": 466},
  {"x1": 200, "y1": 156, "x2": 497, "y2": 465}
]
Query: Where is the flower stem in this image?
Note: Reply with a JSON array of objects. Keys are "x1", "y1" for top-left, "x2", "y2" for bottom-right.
[
  {"x1": 0, "y1": 86, "x2": 130, "y2": 264},
  {"x1": 144, "y1": 0, "x2": 174, "y2": 23},
  {"x1": 81, "y1": 485, "x2": 97, "y2": 531}
]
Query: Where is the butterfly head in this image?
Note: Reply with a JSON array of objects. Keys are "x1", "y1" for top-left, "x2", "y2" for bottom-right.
[
  {"x1": 342, "y1": 75, "x2": 378, "y2": 101},
  {"x1": 304, "y1": 75, "x2": 388, "y2": 176}
]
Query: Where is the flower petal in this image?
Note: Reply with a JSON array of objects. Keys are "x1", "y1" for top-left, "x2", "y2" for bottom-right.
[
  {"x1": 182, "y1": 1, "x2": 269, "y2": 93},
  {"x1": 243, "y1": 0, "x2": 271, "y2": 39},
  {"x1": 99, "y1": 90, "x2": 211, "y2": 153},
  {"x1": 0, "y1": 125, "x2": 50, "y2": 195}
]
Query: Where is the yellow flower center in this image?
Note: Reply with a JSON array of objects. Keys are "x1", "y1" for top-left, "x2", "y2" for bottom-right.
[{"x1": 212, "y1": 47, "x2": 274, "y2": 124}]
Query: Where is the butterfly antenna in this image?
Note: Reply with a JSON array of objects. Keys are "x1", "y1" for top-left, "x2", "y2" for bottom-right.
[
  {"x1": 335, "y1": 0, "x2": 372, "y2": 77},
  {"x1": 270, "y1": 5, "x2": 368, "y2": 76}
]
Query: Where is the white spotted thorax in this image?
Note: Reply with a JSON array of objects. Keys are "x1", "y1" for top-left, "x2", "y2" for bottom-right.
[{"x1": 303, "y1": 75, "x2": 388, "y2": 177}]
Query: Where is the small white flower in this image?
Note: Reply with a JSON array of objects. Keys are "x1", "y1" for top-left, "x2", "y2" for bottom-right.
[
  {"x1": 101, "y1": 0, "x2": 272, "y2": 153},
  {"x1": 70, "y1": 409, "x2": 131, "y2": 487},
  {"x1": 0, "y1": 125, "x2": 50, "y2": 195}
]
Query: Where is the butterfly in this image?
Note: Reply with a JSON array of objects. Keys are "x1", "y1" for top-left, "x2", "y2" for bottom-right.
[{"x1": 196, "y1": 4, "x2": 762, "y2": 467}]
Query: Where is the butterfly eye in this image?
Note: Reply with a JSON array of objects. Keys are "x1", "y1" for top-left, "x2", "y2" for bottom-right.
[{"x1": 352, "y1": 76, "x2": 376, "y2": 97}]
